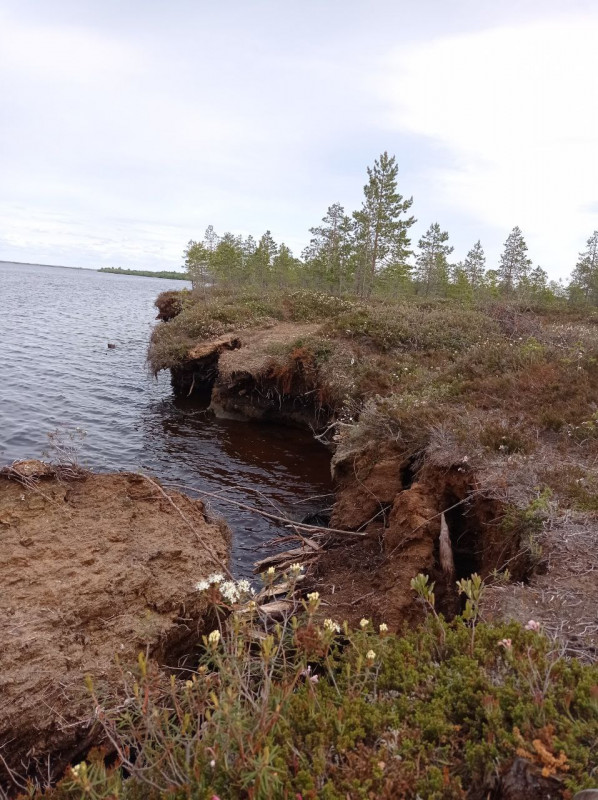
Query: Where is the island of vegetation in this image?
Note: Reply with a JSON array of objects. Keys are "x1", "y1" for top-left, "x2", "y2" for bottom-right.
[
  {"x1": 5, "y1": 152, "x2": 597, "y2": 800},
  {"x1": 98, "y1": 266, "x2": 190, "y2": 280}
]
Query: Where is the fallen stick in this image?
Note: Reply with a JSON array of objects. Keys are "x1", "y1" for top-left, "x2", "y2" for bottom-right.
[{"x1": 160, "y1": 481, "x2": 366, "y2": 538}]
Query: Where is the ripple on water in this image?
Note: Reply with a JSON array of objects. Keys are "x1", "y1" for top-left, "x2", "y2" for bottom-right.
[{"x1": 0, "y1": 262, "x2": 333, "y2": 574}]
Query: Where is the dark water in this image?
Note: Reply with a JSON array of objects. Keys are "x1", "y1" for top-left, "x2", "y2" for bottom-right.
[{"x1": 0, "y1": 262, "x2": 332, "y2": 574}]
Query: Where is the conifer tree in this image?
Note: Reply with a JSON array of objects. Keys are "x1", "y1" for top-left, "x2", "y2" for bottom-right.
[
  {"x1": 353, "y1": 152, "x2": 415, "y2": 298},
  {"x1": 463, "y1": 240, "x2": 486, "y2": 289},
  {"x1": 570, "y1": 230, "x2": 598, "y2": 304},
  {"x1": 304, "y1": 203, "x2": 354, "y2": 293},
  {"x1": 210, "y1": 233, "x2": 244, "y2": 285},
  {"x1": 498, "y1": 226, "x2": 531, "y2": 292},
  {"x1": 248, "y1": 231, "x2": 278, "y2": 287},
  {"x1": 272, "y1": 243, "x2": 299, "y2": 288},
  {"x1": 414, "y1": 223, "x2": 453, "y2": 296},
  {"x1": 184, "y1": 239, "x2": 211, "y2": 289}
]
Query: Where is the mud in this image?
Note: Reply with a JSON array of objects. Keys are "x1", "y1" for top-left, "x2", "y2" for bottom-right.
[{"x1": 0, "y1": 461, "x2": 230, "y2": 791}]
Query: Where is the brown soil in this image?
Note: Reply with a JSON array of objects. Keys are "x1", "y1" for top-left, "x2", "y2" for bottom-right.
[
  {"x1": 0, "y1": 462, "x2": 230, "y2": 792},
  {"x1": 309, "y1": 453, "x2": 532, "y2": 631}
]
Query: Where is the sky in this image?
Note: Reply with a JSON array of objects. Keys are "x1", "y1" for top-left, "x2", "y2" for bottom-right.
[{"x1": 1, "y1": 0, "x2": 597, "y2": 280}]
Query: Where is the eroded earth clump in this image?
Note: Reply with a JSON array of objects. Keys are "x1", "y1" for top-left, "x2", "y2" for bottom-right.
[{"x1": 0, "y1": 461, "x2": 230, "y2": 792}]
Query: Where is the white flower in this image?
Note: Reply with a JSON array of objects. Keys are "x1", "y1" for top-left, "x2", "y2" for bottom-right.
[
  {"x1": 71, "y1": 763, "x2": 82, "y2": 776},
  {"x1": 498, "y1": 638, "x2": 512, "y2": 650},
  {"x1": 306, "y1": 591, "x2": 320, "y2": 605},
  {"x1": 359, "y1": 618, "x2": 369, "y2": 630},
  {"x1": 207, "y1": 572, "x2": 224, "y2": 585},
  {"x1": 208, "y1": 630, "x2": 221, "y2": 647},
  {"x1": 236, "y1": 579, "x2": 254, "y2": 596},
  {"x1": 366, "y1": 650, "x2": 376, "y2": 663},
  {"x1": 323, "y1": 618, "x2": 340, "y2": 633},
  {"x1": 525, "y1": 619, "x2": 541, "y2": 632},
  {"x1": 195, "y1": 579, "x2": 210, "y2": 592},
  {"x1": 220, "y1": 580, "x2": 240, "y2": 604},
  {"x1": 289, "y1": 562, "x2": 303, "y2": 577},
  {"x1": 185, "y1": 680, "x2": 193, "y2": 689},
  {"x1": 379, "y1": 623, "x2": 388, "y2": 634},
  {"x1": 266, "y1": 566, "x2": 275, "y2": 576}
]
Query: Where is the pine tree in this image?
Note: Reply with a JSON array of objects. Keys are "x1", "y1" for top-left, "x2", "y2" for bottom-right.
[
  {"x1": 463, "y1": 240, "x2": 486, "y2": 289},
  {"x1": 247, "y1": 231, "x2": 278, "y2": 287},
  {"x1": 570, "y1": 231, "x2": 598, "y2": 304},
  {"x1": 498, "y1": 226, "x2": 531, "y2": 292},
  {"x1": 414, "y1": 223, "x2": 453, "y2": 296},
  {"x1": 210, "y1": 233, "x2": 244, "y2": 286},
  {"x1": 184, "y1": 239, "x2": 211, "y2": 289},
  {"x1": 272, "y1": 243, "x2": 299, "y2": 288},
  {"x1": 304, "y1": 203, "x2": 354, "y2": 293},
  {"x1": 353, "y1": 152, "x2": 415, "y2": 298}
]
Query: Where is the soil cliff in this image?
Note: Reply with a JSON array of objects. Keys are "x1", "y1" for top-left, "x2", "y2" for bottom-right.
[{"x1": 0, "y1": 461, "x2": 230, "y2": 791}]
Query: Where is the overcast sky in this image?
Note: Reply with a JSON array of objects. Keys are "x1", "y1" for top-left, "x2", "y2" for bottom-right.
[{"x1": 1, "y1": 0, "x2": 597, "y2": 279}]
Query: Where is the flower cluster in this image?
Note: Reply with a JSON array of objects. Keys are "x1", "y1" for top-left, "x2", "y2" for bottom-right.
[
  {"x1": 323, "y1": 618, "x2": 340, "y2": 634},
  {"x1": 195, "y1": 573, "x2": 224, "y2": 592},
  {"x1": 196, "y1": 573, "x2": 255, "y2": 604}
]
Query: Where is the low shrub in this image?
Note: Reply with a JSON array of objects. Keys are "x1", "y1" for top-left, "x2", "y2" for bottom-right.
[{"x1": 31, "y1": 572, "x2": 598, "y2": 800}]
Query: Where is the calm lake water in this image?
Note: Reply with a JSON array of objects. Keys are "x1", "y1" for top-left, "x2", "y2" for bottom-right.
[{"x1": 0, "y1": 262, "x2": 332, "y2": 574}]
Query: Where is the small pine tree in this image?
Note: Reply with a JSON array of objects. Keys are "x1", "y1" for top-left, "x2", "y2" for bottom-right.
[
  {"x1": 184, "y1": 239, "x2": 211, "y2": 290},
  {"x1": 210, "y1": 233, "x2": 244, "y2": 286},
  {"x1": 272, "y1": 243, "x2": 299, "y2": 288},
  {"x1": 463, "y1": 240, "x2": 486, "y2": 289},
  {"x1": 570, "y1": 230, "x2": 598, "y2": 304},
  {"x1": 247, "y1": 231, "x2": 278, "y2": 287},
  {"x1": 414, "y1": 223, "x2": 453, "y2": 296},
  {"x1": 498, "y1": 226, "x2": 531, "y2": 292},
  {"x1": 304, "y1": 203, "x2": 354, "y2": 293}
]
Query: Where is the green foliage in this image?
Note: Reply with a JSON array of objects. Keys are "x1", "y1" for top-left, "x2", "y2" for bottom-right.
[
  {"x1": 34, "y1": 593, "x2": 598, "y2": 800},
  {"x1": 98, "y1": 267, "x2": 189, "y2": 280},
  {"x1": 414, "y1": 222, "x2": 453, "y2": 296}
]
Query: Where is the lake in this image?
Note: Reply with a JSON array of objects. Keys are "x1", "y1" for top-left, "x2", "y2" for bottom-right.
[{"x1": 0, "y1": 261, "x2": 332, "y2": 574}]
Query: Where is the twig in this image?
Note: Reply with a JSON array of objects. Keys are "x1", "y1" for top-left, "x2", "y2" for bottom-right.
[{"x1": 160, "y1": 481, "x2": 366, "y2": 537}]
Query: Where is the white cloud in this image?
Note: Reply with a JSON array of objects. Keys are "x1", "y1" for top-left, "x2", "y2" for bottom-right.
[{"x1": 382, "y1": 15, "x2": 598, "y2": 277}]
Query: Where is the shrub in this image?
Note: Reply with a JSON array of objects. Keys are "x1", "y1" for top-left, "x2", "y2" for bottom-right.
[{"x1": 32, "y1": 571, "x2": 598, "y2": 800}]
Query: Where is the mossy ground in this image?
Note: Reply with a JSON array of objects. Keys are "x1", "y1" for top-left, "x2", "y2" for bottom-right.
[{"x1": 150, "y1": 287, "x2": 598, "y2": 513}]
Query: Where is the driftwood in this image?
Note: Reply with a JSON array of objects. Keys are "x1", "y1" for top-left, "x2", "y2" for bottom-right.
[{"x1": 439, "y1": 512, "x2": 455, "y2": 578}]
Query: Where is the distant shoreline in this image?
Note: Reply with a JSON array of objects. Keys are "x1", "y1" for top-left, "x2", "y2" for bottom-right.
[
  {"x1": 0, "y1": 259, "x2": 88, "y2": 270},
  {"x1": 0, "y1": 260, "x2": 189, "y2": 280},
  {"x1": 98, "y1": 267, "x2": 190, "y2": 280}
]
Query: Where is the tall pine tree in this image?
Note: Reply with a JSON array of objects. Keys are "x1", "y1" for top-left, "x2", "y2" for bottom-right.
[{"x1": 353, "y1": 152, "x2": 415, "y2": 298}]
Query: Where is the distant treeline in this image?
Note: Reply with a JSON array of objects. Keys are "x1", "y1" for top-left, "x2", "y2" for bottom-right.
[
  {"x1": 99, "y1": 267, "x2": 190, "y2": 280},
  {"x1": 183, "y1": 151, "x2": 598, "y2": 306}
]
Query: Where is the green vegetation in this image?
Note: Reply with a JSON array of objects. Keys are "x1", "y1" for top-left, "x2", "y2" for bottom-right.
[
  {"x1": 181, "y1": 151, "x2": 597, "y2": 307},
  {"x1": 34, "y1": 574, "x2": 598, "y2": 800},
  {"x1": 98, "y1": 267, "x2": 190, "y2": 280}
]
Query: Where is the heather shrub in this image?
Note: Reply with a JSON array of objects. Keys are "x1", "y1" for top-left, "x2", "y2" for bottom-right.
[{"x1": 31, "y1": 570, "x2": 598, "y2": 800}]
